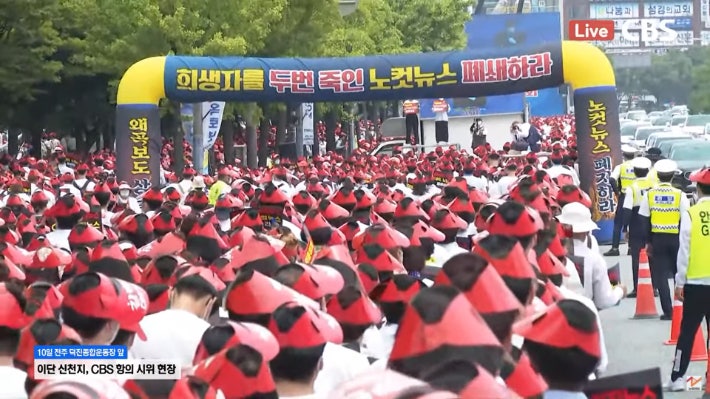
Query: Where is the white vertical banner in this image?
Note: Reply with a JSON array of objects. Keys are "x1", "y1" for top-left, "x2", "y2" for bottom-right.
[
  {"x1": 201, "y1": 101, "x2": 225, "y2": 174},
  {"x1": 302, "y1": 103, "x2": 314, "y2": 146}
]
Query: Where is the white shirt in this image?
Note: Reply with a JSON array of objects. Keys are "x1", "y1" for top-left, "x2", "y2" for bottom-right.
[
  {"x1": 676, "y1": 197, "x2": 710, "y2": 288},
  {"x1": 57, "y1": 163, "x2": 74, "y2": 176},
  {"x1": 464, "y1": 175, "x2": 489, "y2": 192},
  {"x1": 571, "y1": 238, "x2": 624, "y2": 310},
  {"x1": 494, "y1": 175, "x2": 517, "y2": 198},
  {"x1": 638, "y1": 183, "x2": 690, "y2": 218},
  {"x1": 130, "y1": 309, "x2": 210, "y2": 369},
  {"x1": 360, "y1": 323, "x2": 397, "y2": 360},
  {"x1": 0, "y1": 366, "x2": 27, "y2": 399},
  {"x1": 314, "y1": 343, "x2": 371, "y2": 395},
  {"x1": 58, "y1": 183, "x2": 81, "y2": 198},
  {"x1": 46, "y1": 229, "x2": 71, "y2": 251},
  {"x1": 118, "y1": 196, "x2": 141, "y2": 214},
  {"x1": 30, "y1": 185, "x2": 56, "y2": 207},
  {"x1": 74, "y1": 178, "x2": 96, "y2": 193},
  {"x1": 431, "y1": 242, "x2": 467, "y2": 267}
]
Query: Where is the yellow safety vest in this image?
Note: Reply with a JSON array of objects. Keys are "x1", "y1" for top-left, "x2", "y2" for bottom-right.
[
  {"x1": 687, "y1": 201, "x2": 710, "y2": 279},
  {"x1": 619, "y1": 161, "x2": 635, "y2": 190},
  {"x1": 647, "y1": 168, "x2": 659, "y2": 185},
  {"x1": 208, "y1": 180, "x2": 229, "y2": 205},
  {"x1": 630, "y1": 177, "x2": 655, "y2": 208},
  {"x1": 647, "y1": 183, "x2": 682, "y2": 234}
]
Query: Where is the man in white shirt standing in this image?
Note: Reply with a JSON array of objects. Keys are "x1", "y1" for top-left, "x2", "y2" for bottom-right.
[
  {"x1": 131, "y1": 273, "x2": 218, "y2": 369},
  {"x1": 557, "y1": 202, "x2": 627, "y2": 310}
]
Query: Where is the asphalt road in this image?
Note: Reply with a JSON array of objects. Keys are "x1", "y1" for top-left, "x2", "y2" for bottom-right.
[{"x1": 598, "y1": 243, "x2": 707, "y2": 398}]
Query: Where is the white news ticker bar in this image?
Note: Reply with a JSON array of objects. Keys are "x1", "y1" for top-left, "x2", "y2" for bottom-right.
[{"x1": 34, "y1": 359, "x2": 181, "y2": 380}]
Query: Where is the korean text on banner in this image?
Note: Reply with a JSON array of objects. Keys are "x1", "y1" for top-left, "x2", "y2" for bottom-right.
[
  {"x1": 163, "y1": 43, "x2": 564, "y2": 104},
  {"x1": 302, "y1": 103, "x2": 315, "y2": 146},
  {"x1": 35, "y1": 345, "x2": 128, "y2": 360},
  {"x1": 202, "y1": 101, "x2": 225, "y2": 150},
  {"x1": 115, "y1": 104, "x2": 162, "y2": 191},
  {"x1": 574, "y1": 87, "x2": 622, "y2": 222},
  {"x1": 34, "y1": 359, "x2": 180, "y2": 380}
]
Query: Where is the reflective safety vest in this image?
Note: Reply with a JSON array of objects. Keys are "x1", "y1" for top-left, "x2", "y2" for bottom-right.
[
  {"x1": 647, "y1": 183, "x2": 682, "y2": 234},
  {"x1": 687, "y1": 201, "x2": 710, "y2": 279},
  {"x1": 630, "y1": 177, "x2": 655, "y2": 208},
  {"x1": 208, "y1": 180, "x2": 230, "y2": 205},
  {"x1": 619, "y1": 161, "x2": 635, "y2": 190}
]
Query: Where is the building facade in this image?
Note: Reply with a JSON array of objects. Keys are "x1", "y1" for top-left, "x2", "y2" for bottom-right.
[{"x1": 562, "y1": 0, "x2": 710, "y2": 52}]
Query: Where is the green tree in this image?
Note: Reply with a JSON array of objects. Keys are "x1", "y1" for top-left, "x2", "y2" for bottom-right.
[
  {"x1": 386, "y1": 0, "x2": 475, "y2": 52},
  {"x1": 0, "y1": 0, "x2": 62, "y2": 103}
]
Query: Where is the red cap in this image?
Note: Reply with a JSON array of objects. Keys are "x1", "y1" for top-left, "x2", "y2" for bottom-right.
[
  {"x1": 273, "y1": 262, "x2": 344, "y2": 300},
  {"x1": 457, "y1": 363, "x2": 512, "y2": 398},
  {"x1": 357, "y1": 264, "x2": 380, "y2": 294},
  {"x1": 355, "y1": 244, "x2": 406, "y2": 274},
  {"x1": 373, "y1": 198, "x2": 397, "y2": 216},
  {"x1": 318, "y1": 199, "x2": 350, "y2": 222},
  {"x1": 176, "y1": 265, "x2": 226, "y2": 292},
  {"x1": 473, "y1": 235, "x2": 536, "y2": 280},
  {"x1": 409, "y1": 220, "x2": 445, "y2": 246},
  {"x1": 168, "y1": 376, "x2": 221, "y2": 399},
  {"x1": 59, "y1": 272, "x2": 124, "y2": 319},
  {"x1": 0, "y1": 283, "x2": 31, "y2": 329},
  {"x1": 304, "y1": 210, "x2": 332, "y2": 232},
  {"x1": 435, "y1": 254, "x2": 521, "y2": 315},
  {"x1": 514, "y1": 299, "x2": 601, "y2": 358},
  {"x1": 503, "y1": 351, "x2": 548, "y2": 397},
  {"x1": 193, "y1": 321, "x2": 279, "y2": 365},
  {"x1": 352, "y1": 224, "x2": 410, "y2": 251},
  {"x1": 537, "y1": 249, "x2": 569, "y2": 277},
  {"x1": 68, "y1": 224, "x2": 105, "y2": 247},
  {"x1": 331, "y1": 188, "x2": 357, "y2": 208},
  {"x1": 227, "y1": 234, "x2": 283, "y2": 271},
  {"x1": 113, "y1": 279, "x2": 148, "y2": 340},
  {"x1": 15, "y1": 318, "x2": 82, "y2": 372},
  {"x1": 487, "y1": 202, "x2": 540, "y2": 237},
  {"x1": 371, "y1": 274, "x2": 424, "y2": 304},
  {"x1": 259, "y1": 184, "x2": 290, "y2": 205},
  {"x1": 690, "y1": 167, "x2": 710, "y2": 185},
  {"x1": 267, "y1": 301, "x2": 343, "y2": 348},
  {"x1": 354, "y1": 189, "x2": 376, "y2": 210},
  {"x1": 30, "y1": 379, "x2": 131, "y2": 399},
  {"x1": 145, "y1": 284, "x2": 170, "y2": 315},
  {"x1": 193, "y1": 345, "x2": 276, "y2": 398},
  {"x1": 314, "y1": 244, "x2": 357, "y2": 269},
  {"x1": 327, "y1": 285, "x2": 382, "y2": 325},
  {"x1": 137, "y1": 232, "x2": 186, "y2": 258},
  {"x1": 430, "y1": 209, "x2": 467, "y2": 231},
  {"x1": 224, "y1": 269, "x2": 318, "y2": 316},
  {"x1": 23, "y1": 281, "x2": 63, "y2": 319},
  {"x1": 388, "y1": 286, "x2": 501, "y2": 362},
  {"x1": 394, "y1": 198, "x2": 429, "y2": 221},
  {"x1": 44, "y1": 195, "x2": 83, "y2": 218},
  {"x1": 29, "y1": 247, "x2": 71, "y2": 269}
]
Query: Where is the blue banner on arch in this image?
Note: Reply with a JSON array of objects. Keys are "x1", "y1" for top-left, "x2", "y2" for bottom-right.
[{"x1": 162, "y1": 43, "x2": 564, "y2": 104}]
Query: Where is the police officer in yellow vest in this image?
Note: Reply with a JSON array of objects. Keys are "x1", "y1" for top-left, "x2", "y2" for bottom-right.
[
  {"x1": 664, "y1": 166, "x2": 710, "y2": 392},
  {"x1": 645, "y1": 147, "x2": 663, "y2": 185},
  {"x1": 605, "y1": 145, "x2": 638, "y2": 257},
  {"x1": 622, "y1": 156, "x2": 654, "y2": 297},
  {"x1": 638, "y1": 159, "x2": 688, "y2": 319},
  {"x1": 208, "y1": 167, "x2": 233, "y2": 205}
]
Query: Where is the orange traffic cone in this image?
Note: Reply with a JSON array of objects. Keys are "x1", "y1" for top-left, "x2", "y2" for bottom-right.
[
  {"x1": 691, "y1": 328, "x2": 708, "y2": 362},
  {"x1": 703, "y1": 353, "x2": 710, "y2": 397},
  {"x1": 664, "y1": 297, "x2": 683, "y2": 345},
  {"x1": 633, "y1": 249, "x2": 658, "y2": 319}
]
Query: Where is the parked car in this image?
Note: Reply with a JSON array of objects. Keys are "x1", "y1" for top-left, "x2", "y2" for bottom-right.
[
  {"x1": 682, "y1": 115, "x2": 710, "y2": 135},
  {"x1": 631, "y1": 125, "x2": 667, "y2": 149},
  {"x1": 657, "y1": 137, "x2": 694, "y2": 156},
  {"x1": 626, "y1": 110, "x2": 648, "y2": 121},
  {"x1": 671, "y1": 115, "x2": 688, "y2": 126},
  {"x1": 620, "y1": 121, "x2": 649, "y2": 144},
  {"x1": 668, "y1": 140, "x2": 710, "y2": 194},
  {"x1": 369, "y1": 140, "x2": 460, "y2": 156},
  {"x1": 645, "y1": 131, "x2": 690, "y2": 149}
]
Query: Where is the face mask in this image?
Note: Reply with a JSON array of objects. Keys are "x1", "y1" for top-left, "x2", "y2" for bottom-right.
[{"x1": 119, "y1": 190, "x2": 130, "y2": 199}]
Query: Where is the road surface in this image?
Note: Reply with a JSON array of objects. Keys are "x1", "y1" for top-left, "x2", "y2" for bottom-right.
[{"x1": 599, "y1": 243, "x2": 706, "y2": 398}]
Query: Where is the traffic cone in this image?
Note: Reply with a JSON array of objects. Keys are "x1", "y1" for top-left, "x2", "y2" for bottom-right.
[
  {"x1": 702, "y1": 354, "x2": 710, "y2": 398},
  {"x1": 691, "y1": 328, "x2": 708, "y2": 362},
  {"x1": 633, "y1": 249, "x2": 658, "y2": 319},
  {"x1": 664, "y1": 297, "x2": 683, "y2": 345}
]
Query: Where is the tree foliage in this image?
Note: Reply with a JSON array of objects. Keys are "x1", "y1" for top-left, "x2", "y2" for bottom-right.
[{"x1": 0, "y1": 0, "x2": 474, "y2": 154}]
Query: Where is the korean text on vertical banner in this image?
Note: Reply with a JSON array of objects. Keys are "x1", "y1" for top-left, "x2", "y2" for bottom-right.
[
  {"x1": 128, "y1": 117, "x2": 152, "y2": 196},
  {"x1": 574, "y1": 87, "x2": 621, "y2": 222}
]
